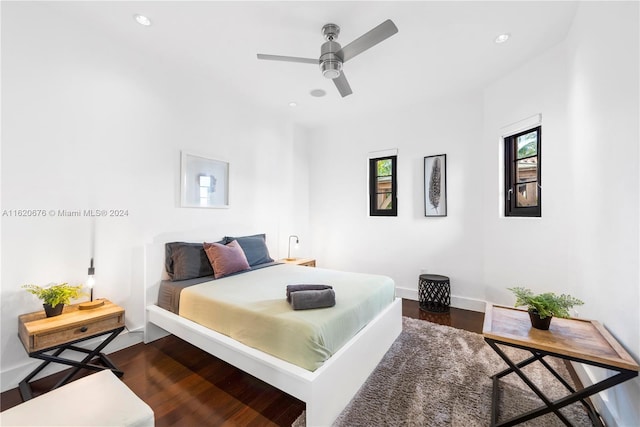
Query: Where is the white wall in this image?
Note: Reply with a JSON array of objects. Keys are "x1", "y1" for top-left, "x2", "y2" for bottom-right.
[
  {"x1": 483, "y1": 2, "x2": 639, "y2": 425},
  {"x1": 307, "y1": 93, "x2": 486, "y2": 310},
  {"x1": 0, "y1": 4, "x2": 306, "y2": 390},
  {"x1": 566, "y1": 2, "x2": 639, "y2": 425}
]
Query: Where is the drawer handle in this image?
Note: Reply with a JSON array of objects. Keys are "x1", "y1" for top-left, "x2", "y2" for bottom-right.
[{"x1": 80, "y1": 326, "x2": 88, "y2": 332}]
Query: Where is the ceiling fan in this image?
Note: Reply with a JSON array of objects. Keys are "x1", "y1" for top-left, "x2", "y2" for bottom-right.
[{"x1": 257, "y1": 19, "x2": 398, "y2": 97}]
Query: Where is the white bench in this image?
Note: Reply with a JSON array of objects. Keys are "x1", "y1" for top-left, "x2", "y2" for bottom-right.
[{"x1": 0, "y1": 370, "x2": 154, "y2": 426}]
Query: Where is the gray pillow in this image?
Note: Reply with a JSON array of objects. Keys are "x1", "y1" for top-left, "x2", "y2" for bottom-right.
[
  {"x1": 165, "y1": 241, "x2": 222, "y2": 281},
  {"x1": 224, "y1": 234, "x2": 274, "y2": 267}
]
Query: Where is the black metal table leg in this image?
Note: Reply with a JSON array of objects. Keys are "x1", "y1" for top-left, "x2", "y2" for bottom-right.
[
  {"x1": 17, "y1": 346, "x2": 67, "y2": 400},
  {"x1": 487, "y1": 339, "x2": 572, "y2": 426},
  {"x1": 18, "y1": 327, "x2": 124, "y2": 401},
  {"x1": 491, "y1": 374, "x2": 500, "y2": 426},
  {"x1": 51, "y1": 327, "x2": 124, "y2": 390},
  {"x1": 485, "y1": 337, "x2": 636, "y2": 427}
]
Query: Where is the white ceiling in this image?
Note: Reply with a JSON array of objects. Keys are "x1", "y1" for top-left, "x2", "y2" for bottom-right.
[{"x1": 43, "y1": 1, "x2": 579, "y2": 126}]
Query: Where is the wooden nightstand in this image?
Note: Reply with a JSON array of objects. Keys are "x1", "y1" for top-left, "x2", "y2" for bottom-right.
[
  {"x1": 18, "y1": 299, "x2": 125, "y2": 400},
  {"x1": 280, "y1": 258, "x2": 316, "y2": 267}
]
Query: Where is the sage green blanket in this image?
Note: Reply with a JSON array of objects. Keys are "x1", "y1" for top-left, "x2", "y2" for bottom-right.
[{"x1": 179, "y1": 264, "x2": 395, "y2": 371}]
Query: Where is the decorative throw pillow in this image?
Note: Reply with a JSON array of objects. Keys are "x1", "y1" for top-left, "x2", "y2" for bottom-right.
[
  {"x1": 224, "y1": 233, "x2": 274, "y2": 267},
  {"x1": 204, "y1": 240, "x2": 251, "y2": 279},
  {"x1": 165, "y1": 241, "x2": 219, "y2": 281}
]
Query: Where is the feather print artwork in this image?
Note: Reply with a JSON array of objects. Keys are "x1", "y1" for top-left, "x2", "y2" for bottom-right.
[{"x1": 429, "y1": 157, "x2": 441, "y2": 213}]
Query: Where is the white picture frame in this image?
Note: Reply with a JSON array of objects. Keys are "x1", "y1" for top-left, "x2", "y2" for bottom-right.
[{"x1": 180, "y1": 151, "x2": 229, "y2": 208}]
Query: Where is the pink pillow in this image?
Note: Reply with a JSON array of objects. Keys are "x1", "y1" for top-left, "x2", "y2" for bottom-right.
[{"x1": 203, "y1": 240, "x2": 250, "y2": 279}]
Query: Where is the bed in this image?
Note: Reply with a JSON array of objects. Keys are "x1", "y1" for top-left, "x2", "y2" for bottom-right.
[{"x1": 143, "y1": 236, "x2": 402, "y2": 426}]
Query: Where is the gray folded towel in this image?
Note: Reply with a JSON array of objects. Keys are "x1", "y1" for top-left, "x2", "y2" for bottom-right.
[
  {"x1": 286, "y1": 284, "x2": 333, "y2": 303},
  {"x1": 289, "y1": 289, "x2": 336, "y2": 310}
]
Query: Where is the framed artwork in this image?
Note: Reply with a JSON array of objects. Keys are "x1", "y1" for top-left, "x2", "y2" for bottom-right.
[
  {"x1": 181, "y1": 151, "x2": 229, "y2": 208},
  {"x1": 424, "y1": 154, "x2": 447, "y2": 217}
]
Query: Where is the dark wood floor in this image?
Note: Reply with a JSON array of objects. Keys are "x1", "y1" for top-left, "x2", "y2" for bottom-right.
[{"x1": 1, "y1": 300, "x2": 484, "y2": 426}]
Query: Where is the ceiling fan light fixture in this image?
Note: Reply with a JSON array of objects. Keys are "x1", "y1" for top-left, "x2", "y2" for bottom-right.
[{"x1": 321, "y1": 60, "x2": 342, "y2": 79}]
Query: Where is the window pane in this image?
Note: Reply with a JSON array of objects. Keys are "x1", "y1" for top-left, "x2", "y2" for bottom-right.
[
  {"x1": 377, "y1": 193, "x2": 392, "y2": 210},
  {"x1": 516, "y1": 182, "x2": 538, "y2": 207},
  {"x1": 377, "y1": 159, "x2": 392, "y2": 177},
  {"x1": 516, "y1": 131, "x2": 537, "y2": 159},
  {"x1": 199, "y1": 187, "x2": 208, "y2": 206},
  {"x1": 376, "y1": 176, "x2": 392, "y2": 193},
  {"x1": 516, "y1": 157, "x2": 537, "y2": 182}
]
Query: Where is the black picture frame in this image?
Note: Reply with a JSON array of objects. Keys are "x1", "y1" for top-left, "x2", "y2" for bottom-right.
[{"x1": 424, "y1": 154, "x2": 447, "y2": 217}]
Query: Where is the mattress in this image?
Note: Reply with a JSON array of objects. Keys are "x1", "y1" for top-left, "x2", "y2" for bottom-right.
[{"x1": 177, "y1": 264, "x2": 395, "y2": 371}]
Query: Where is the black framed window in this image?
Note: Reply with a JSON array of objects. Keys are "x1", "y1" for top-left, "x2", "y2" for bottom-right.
[
  {"x1": 504, "y1": 126, "x2": 541, "y2": 217},
  {"x1": 369, "y1": 155, "x2": 397, "y2": 216}
]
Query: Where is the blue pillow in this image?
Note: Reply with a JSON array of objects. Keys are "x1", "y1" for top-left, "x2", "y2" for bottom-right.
[{"x1": 224, "y1": 234, "x2": 274, "y2": 267}]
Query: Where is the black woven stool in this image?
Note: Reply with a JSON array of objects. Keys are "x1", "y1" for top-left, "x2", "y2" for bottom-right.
[{"x1": 418, "y1": 274, "x2": 450, "y2": 313}]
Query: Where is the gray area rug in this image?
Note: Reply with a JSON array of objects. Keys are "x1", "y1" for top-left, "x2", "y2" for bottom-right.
[{"x1": 293, "y1": 316, "x2": 593, "y2": 426}]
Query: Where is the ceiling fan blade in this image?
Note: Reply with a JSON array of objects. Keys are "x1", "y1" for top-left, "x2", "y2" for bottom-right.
[
  {"x1": 337, "y1": 19, "x2": 398, "y2": 62},
  {"x1": 257, "y1": 54, "x2": 318, "y2": 64},
  {"x1": 333, "y1": 72, "x2": 353, "y2": 97}
]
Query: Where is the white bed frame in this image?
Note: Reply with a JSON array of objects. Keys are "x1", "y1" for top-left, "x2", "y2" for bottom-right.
[{"x1": 143, "y1": 241, "x2": 402, "y2": 427}]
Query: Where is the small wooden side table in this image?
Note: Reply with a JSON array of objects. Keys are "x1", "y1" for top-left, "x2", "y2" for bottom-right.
[
  {"x1": 280, "y1": 258, "x2": 316, "y2": 267},
  {"x1": 483, "y1": 304, "x2": 639, "y2": 426},
  {"x1": 18, "y1": 298, "x2": 125, "y2": 401}
]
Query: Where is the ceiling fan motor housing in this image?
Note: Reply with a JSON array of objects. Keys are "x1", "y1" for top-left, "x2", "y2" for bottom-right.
[
  {"x1": 320, "y1": 40, "x2": 342, "y2": 79},
  {"x1": 319, "y1": 23, "x2": 343, "y2": 79}
]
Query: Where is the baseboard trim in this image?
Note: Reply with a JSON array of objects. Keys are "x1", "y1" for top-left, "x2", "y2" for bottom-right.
[
  {"x1": 1, "y1": 329, "x2": 143, "y2": 393},
  {"x1": 395, "y1": 287, "x2": 486, "y2": 313}
]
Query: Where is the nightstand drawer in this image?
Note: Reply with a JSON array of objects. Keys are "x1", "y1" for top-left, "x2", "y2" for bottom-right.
[
  {"x1": 19, "y1": 300, "x2": 125, "y2": 353},
  {"x1": 29, "y1": 314, "x2": 124, "y2": 352}
]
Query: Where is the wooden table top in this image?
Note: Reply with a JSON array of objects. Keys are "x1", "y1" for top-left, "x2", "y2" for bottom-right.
[
  {"x1": 483, "y1": 304, "x2": 639, "y2": 372},
  {"x1": 19, "y1": 299, "x2": 123, "y2": 334}
]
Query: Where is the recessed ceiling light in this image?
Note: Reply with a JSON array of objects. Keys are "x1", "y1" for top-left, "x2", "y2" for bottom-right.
[
  {"x1": 494, "y1": 33, "x2": 510, "y2": 44},
  {"x1": 310, "y1": 89, "x2": 327, "y2": 98},
  {"x1": 134, "y1": 14, "x2": 151, "y2": 26},
  {"x1": 288, "y1": 102, "x2": 298, "y2": 107}
]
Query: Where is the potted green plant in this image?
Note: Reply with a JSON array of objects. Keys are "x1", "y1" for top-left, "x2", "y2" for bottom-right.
[
  {"x1": 508, "y1": 286, "x2": 584, "y2": 330},
  {"x1": 22, "y1": 283, "x2": 85, "y2": 317}
]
